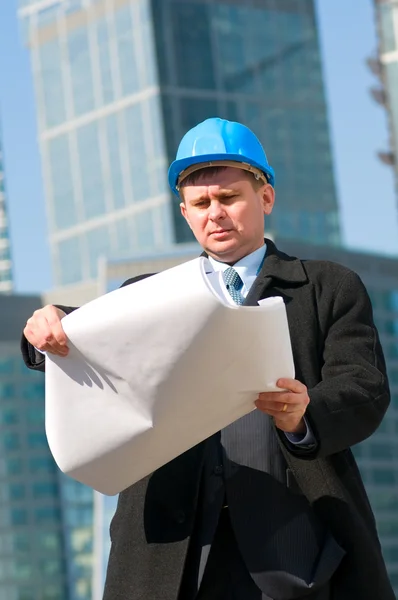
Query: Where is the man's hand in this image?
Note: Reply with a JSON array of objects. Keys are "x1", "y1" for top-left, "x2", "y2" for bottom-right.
[
  {"x1": 255, "y1": 378, "x2": 310, "y2": 434},
  {"x1": 23, "y1": 305, "x2": 69, "y2": 356}
]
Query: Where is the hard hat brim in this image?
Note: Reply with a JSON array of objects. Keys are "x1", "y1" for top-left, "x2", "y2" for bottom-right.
[{"x1": 168, "y1": 153, "x2": 275, "y2": 196}]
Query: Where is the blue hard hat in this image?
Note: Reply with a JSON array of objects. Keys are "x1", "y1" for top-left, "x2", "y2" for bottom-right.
[{"x1": 168, "y1": 117, "x2": 275, "y2": 196}]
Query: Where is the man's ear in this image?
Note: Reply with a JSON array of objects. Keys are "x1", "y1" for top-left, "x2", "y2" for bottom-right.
[
  {"x1": 180, "y1": 201, "x2": 192, "y2": 229},
  {"x1": 262, "y1": 184, "x2": 275, "y2": 215}
]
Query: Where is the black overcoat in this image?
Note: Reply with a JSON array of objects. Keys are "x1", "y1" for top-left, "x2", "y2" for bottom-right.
[{"x1": 21, "y1": 240, "x2": 394, "y2": 600}]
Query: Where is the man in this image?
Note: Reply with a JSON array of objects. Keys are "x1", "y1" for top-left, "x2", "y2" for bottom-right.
[{"x1": 22, "y1": 118, "x2": 394, "y2": 600}]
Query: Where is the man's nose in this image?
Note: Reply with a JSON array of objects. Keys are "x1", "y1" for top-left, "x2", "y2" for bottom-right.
[{"x1": 208, "y1": 201, "x2": 225, "y2": 220}]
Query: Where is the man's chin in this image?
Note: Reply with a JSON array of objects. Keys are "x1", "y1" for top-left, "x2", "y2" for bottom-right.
[{"x1": 206, "y1": 240, "x2": 241, "y2": 263}]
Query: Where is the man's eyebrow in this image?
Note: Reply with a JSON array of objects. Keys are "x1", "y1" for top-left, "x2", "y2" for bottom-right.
[{"x1": 190, "y1": 189, "x2": 238, "y2": 202}]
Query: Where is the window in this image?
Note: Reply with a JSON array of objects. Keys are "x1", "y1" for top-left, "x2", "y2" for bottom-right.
[
  {"x1": 369, "y1": 490, "x2": 397, "y2": 511},
  {"x1": 172, "y1": 2, "x2": 215, "y2": 90},
  {"x1": 11, "y1": 509, "x2": 28, "y2": 526},
  {"x1": 138, "y1": 0, "x2": 157, "y2": 87},
  {"x1": 0, "y1": 432, "x2": 20, "y2": 451},
  {"x1": 136, "y1": 209, "x2": 155, "y2": 249},
  {"x1": 57, "y1": 237, "x2": 83, "y2": 286},
  {"x1": 77, "y1": 122, "x2": 106, "y2": 219},
  {"x1": 26, "y1": 406, "x2": 44, "y2": 425},
  {"x1": 115, "y1": 5, "x2": 139, "y2": 96},
  {"x1": 14, "y1": 559, "x2": 33, "y2": 580},
  {"x1": 13, "y1": 533, "x2": 30, "y2": 552},
  {"x1": 62, "y1": 479, "x2": 92, "y2": 502},
  {"x1": 0, "y1": 382, "x2": 15, "y2": 399},
  {"x1": 27, "y1": 432, "x2": 48, "y2": 449},
  {"x1": 35, "y1": 506, "x2": 61, "y2": 524},
  {"x1": 106, "y1": 114, "x2": 125, "y2": 210},
  {"x1": 6, "y1": 457, "x2": 23, "y2": 476},
  {"x1": 68, "y1": 27, "x2": 95, "y2": 116},
  {"x1": 377, "y1": 519, "x2": 398, "y2": 536},
  {"x1": 86, "y1": 226, "x2": 112, "y2": 279},
  {"x1": 42, "y1": 585, "x2": 66, "y2": 600},
  {"x1": 373, "y1": 469, "x2": 395, "y2": 486},
  {"x1": 32, "y1": 482, "x2": 58, "y2": 499},
  {"x1": 29, "y1": 456, "x2": 55, "y2": 474},
  {"x1": 96, "y1": 18, "x2": 115, "y2": 105},
  {"x1": 0, "y1": 408, "x2": 19, "y2": 425},
  {"x1": 385, "y1": 546, "x2": 398, "y2": 563},
  {"x1": 48, "y1": 135, "x2": 78, "y2": 231},
  {"x1": 36, "y1": 531, "x2": 62, "y2": 552},
  {"x1": 38, "y1": 39, "x2": 66, "y2": 128},
  {"x1": 124, "y1": 104, "x2": 149, "y2": 202},
  {"x1": 65, "y1": 505, "x2": 92, "y2": 527},
  {"x1": 9, "y1": 483, "x2": 26, "y2": 500},
  {"x1": 369, "y1": 442, "x2": 393, "y2": 460},
  {"x1": 39, "y1": 558, "x2": 63, "y2": 576},
  {"x1": 0, "y1": 356, "x2": 16, "y2": 375},
  {"x1": 70, "y1": 527, "x2": 93, "y2": 553}
]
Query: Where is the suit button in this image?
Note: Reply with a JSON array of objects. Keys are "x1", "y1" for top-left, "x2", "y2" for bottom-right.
[
  {"x1": 173, "y1": 509, "x2": 186, "y2": 524},
  {"x1": 214, "y1": 465, "x2": 223, "y2": 476}
]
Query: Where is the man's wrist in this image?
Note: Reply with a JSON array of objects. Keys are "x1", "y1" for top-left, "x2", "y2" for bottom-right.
[{"x1": 287, "y1": 418, "x2": 306, "y2": 435}]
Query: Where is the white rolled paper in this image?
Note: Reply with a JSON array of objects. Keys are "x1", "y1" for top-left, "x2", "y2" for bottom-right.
[{"x1": 45, "y1": 257, "x2": 294, "y2": 495}]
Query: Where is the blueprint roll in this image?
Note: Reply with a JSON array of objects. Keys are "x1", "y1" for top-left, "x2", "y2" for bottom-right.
[{"x1": 45, "y1": 257, "x2": 295, "y2": 495}]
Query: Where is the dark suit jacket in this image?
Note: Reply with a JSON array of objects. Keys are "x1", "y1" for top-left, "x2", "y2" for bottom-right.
[{"x1": 21, "y1": 240, "x2": 394, "y2": 600}]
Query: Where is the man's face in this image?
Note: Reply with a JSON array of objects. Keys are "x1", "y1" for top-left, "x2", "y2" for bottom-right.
[{"x1": 180, "y1": 167, "x2": 275, "y2": 264}]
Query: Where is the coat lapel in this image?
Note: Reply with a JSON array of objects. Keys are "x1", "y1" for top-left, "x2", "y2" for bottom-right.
[{"x1": 244, "y1": 239, "x2": 308, "y2": 306}]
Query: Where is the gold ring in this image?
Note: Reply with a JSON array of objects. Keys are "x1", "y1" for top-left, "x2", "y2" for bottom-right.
[{"x1": 282, "y1": 403, "x2": 288, "y2": 412}]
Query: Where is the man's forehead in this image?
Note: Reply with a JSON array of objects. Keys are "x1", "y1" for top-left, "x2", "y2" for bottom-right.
[
  {"x1": 184, "y1": 169, "x2": 248, "y2": 191},
  {"x1": 183, "y1": 181, "x2": 244, "y2": 202}
]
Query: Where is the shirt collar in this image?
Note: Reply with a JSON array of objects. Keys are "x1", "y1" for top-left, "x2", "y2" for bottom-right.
[{"x1": 208, "y1": 244, "x2": 267, "y2": 296}]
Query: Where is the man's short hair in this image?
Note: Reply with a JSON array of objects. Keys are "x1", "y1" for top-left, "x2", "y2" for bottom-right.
[{"x1": 179, "y1": 165, "x2": 265, "y2": 197}]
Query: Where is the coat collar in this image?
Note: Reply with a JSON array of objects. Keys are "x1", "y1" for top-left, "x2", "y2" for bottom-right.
[{"x1": 257, "y1": 238, "x2": 307, "y2": 284}]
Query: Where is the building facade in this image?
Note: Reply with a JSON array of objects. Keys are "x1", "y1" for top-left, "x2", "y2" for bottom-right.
[
  {"x1": 19, "y1": 0, "x2": 340, "y2": 290},
  {"x1": 0, "y1": 132, "x2": 13, "y2": 293},
  {"x1": 90, "y1": 239, "x2": 398, "y2": 597},
  {"x1": 374, "y1": 0, "x2": 398, "y2": 198},
  {"x1": 0, "y1": 292, "x2": 96, "y2": 600},
  {"x1": 0, "y1": 295, "x2": 67, "y2": 600}
]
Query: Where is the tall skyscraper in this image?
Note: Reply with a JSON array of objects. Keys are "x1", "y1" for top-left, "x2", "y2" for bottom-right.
[
  {"x1": 373, "y1": 0, "x2": 398, "y2": 199},
  {"x1": 0, "y1": 131, "x2": 13, "y2": 293},
  {"x1": 19, "y1": 0, "x2": 340, "y2": 290}
]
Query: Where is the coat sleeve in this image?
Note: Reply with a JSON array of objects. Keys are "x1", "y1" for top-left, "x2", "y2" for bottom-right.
[{"x1": 301, "y1": 269, "x2": 390, "y2": 458}]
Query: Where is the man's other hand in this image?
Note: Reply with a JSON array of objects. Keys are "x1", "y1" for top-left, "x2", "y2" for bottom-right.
[
  {"x1": 24, "y1": 305, "x2": 69, "y2": 356},
  {"x1": 255, "y1": 378, "x2": 310, "y2": 434}
]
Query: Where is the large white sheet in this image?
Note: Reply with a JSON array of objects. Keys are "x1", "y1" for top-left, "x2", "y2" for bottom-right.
[{"x1": 45, "y1": 257, "x2": 294, "y2": 495}]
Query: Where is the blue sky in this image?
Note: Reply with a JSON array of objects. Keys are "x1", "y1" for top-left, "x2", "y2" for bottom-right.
[{"x1": 0, "y1": 0, "x2": 397, "y2": 294}]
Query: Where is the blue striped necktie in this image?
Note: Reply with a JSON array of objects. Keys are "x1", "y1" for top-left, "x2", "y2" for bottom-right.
[{"x1": 224, "y1": 267, "x2": 244, "y2": 305}]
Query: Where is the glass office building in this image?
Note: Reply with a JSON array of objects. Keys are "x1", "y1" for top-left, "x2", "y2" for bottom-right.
[
  {"x1": 0, "y1": 295, "x2": 67, "y2": 600},
  {"x1": 0, "y1": 293, "x2": 95, "y2": 600},
  {"x1": 19, "y1": 0, "x2": 340, "y2": 289},
  {"x1": 0, "y1": 133, "x2": 13, "y2": 293}
]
